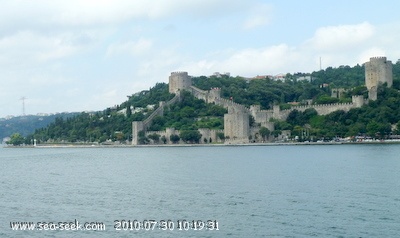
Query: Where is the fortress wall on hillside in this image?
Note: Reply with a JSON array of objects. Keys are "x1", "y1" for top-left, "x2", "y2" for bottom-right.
[
  {"x1": 132, "y1": 94, "x2": 180, "y2": 145},
  {"x1": 190, "y1": 86, "x2": 209, "y2": 102},
  {"x1": 214, "y1": 97, "x2": 249, "y2": 112},
  {"x1": 249, "y1": 95, "x2": 366, "y2": 122},
  {"x1": 133, "y1": 68, "x2": 374, "y2": 145},
  {"x1": 142, "y1": 94, "x2": 180, "y2": 128}
]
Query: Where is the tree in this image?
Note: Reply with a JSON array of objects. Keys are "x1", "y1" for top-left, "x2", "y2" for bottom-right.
[
  {"x1": 115, "y1": 132, "x2": 125, "y2": 142},
  {"x1": 217, "y1": 132, "x2": 225, "y2": 140},
  {"x1": 126, "y1": 104, "x2": 132, "y2": 118},
  {"x1": 378, "y1": 123, "x2": 391, "y2": 139},
  {"x1": 180, "y1": 130, "x2": 202, "y2": 143},
  {"x1": 148, "y1": 133, "x2": 160, "y2": 143},
  {"x1": 395, "y1": 121, "x2": 400, "y2": 135},
  {"x1": 315, "y1": 95, "x2": 340, "y2": 104},
  {"x1": 271, "y1": 130, "x2": 282, "y2": 138},
  {"x1": 259, "y1": 127, "x2": 270, "y2": 141},
  {"x1": 287, "y1": 110, "x2": 303, "y2": 126},
  {"x1": 138, "y1": 136, "x2": 149, "y2": 144},
  {"x1": 366, "y1": 120, "x2": 380, "y2": 138},
  {"x1": 7, "y1": 133, "x2": 25, "y2": 146},
  {"x1": 24, "y1": 63, "x2": 400, "y2": 144},
  {"x1": 138, "y1": 130, "x2": 149, "y2": 144},
  {"x1": 161, "y1": 135, "x2": 167, "y2": 144},
  {"x1": 303, "y1": 108, "x2": 318, "y2": 121},
  {"x1": 249, "y1": 115, "x2": 256, "y2": 127},
  {"x1": 170, "y1": 134, "x2": 180, "y2": 144}
]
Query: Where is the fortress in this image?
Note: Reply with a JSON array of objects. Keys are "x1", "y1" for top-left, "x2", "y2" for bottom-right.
[{"x1": 132, "y1": 57, "x2": 393, "y2": 145}]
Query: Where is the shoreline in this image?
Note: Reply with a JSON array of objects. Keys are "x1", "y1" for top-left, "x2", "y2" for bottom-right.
[{"x1": 3, "y1": 140, "x2": 400, "y2": 148}]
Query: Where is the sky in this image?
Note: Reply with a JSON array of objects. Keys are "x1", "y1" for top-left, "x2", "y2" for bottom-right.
[{"x1": 1, "y1": 0, "x2": 400, "y2": 118}]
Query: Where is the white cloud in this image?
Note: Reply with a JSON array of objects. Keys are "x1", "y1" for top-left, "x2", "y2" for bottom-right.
[
  {"x1": 178, "y1": 21, "x2": 400, "y2": 77},
  {"x1": 1, "y1": 0, "x2": 400, "y2": 119},
  {"x1": 181, "y1": 44, "x2": 299, "y2": 77},
  {"x1": 106, "y1": 38, "x2": 153, "y2": 57},
  {"x1": 242, "y1": 4, "x2": 272, "y2": 30},
  {"x1": 243, "y1": 16, "x2": 270, "y2": 30},
  {"x1": 0, "y1": 0, "x2": 248, "y2": 32},
  {"x1": 307, "y1": 22, "x2": 375, "y2": 51},
  {"x1": 358, "y1": 48, "x2": 387, "y2": 63},
  {"x1": 0, "y1": 30, "x2": 97, "y2": 67}
]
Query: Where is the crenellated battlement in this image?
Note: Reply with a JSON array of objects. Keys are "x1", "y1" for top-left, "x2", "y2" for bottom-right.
[
  {"x1": 289, "y1": 102, "x2": 353, "y2": 111},
  {"x1": 145, "y1": 131, "x2": 167, "y2": 136},
  {"x1": 369, "y1": 56, "x2": 387, "y2": 62},
  {"x1": 218, "y1": 98, "x2": 249, "y2": 112},
  {"x1": 190, "y1": 86, "x2": 208, "y2": 95},
  {"x1": 170, "y1": 71, "x2": 188, "y2": 75}
]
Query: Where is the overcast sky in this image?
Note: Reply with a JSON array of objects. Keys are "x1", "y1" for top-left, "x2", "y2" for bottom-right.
[{"x1": 1, "y1": 0, "x2": 400, "y2": 118}]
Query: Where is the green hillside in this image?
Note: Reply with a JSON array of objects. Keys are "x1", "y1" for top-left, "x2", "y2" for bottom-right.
[
  {"x1": 17, "y1": 61, "x2": 400, "y2": 145},
  {"x1": 1, "y1": 113, "x2": 78, "y2": 143}
]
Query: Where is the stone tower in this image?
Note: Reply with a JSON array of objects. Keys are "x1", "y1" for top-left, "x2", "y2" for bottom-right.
[
  {"x1": 365, "y1": 57, "x2": 393, "y2": 100},
  {"x1": 132, "y1": 121, "x2": 144, "y2": 145},
  {"x1": 224, "y1": 106, "x2": 250, "y2": 141},
  {"x1": 169, "y1": 72, "x2": 192, "y2": 94}
]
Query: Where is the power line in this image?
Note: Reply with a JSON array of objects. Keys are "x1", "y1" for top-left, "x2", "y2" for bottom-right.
[
  {"x1": 20, "y1": 96, "x2": 27, "y2": 116},
  {"x1": 319, "y1": 57, "x2": 322, "y2": 71}
]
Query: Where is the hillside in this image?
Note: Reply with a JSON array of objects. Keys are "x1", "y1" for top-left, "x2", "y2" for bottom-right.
[
  {"x1": 20, "y1": 61, "x2": 400, "y2": 145},
  {"x1": 0, "y1": 113, "x2": 78, "y2": 143},
  {"x1": 27, "y1": 83, "x2": 227, "y2": 145}
]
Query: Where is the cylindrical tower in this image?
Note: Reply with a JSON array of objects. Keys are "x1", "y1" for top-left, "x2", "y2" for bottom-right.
[
  {"x1": 365, "y1": 57, "x2": 393, "y2": 91},
  {"x1": 169, "y1": 72, "x2": 192, "y2": 94}
]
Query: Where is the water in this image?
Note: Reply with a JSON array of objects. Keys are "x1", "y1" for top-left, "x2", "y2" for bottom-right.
[{"x1": 1, "y1": 144, "x2": 400, "y2": 237}]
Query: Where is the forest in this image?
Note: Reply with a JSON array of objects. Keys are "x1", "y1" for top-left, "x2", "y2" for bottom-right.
[{"x1": 9, "y1": 60, "x2": 400, "y2": 145}]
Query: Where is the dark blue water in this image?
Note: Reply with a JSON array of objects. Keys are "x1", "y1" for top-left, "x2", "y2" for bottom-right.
[{"x1": 1, "y1": 144, "x2": 400, "y2": 237}]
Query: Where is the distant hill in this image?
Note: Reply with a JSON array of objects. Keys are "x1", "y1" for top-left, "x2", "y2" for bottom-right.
[{"x1": 0, "y1": 113, "x2": 79, "y2": 142}]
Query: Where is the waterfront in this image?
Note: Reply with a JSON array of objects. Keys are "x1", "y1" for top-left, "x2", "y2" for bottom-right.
[{"x1": 1, "y1": 144, "x2": 399, "y2": 237}]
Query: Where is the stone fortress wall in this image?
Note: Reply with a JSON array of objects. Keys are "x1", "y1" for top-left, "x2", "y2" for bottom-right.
[
  {"x1": 144, "y1": 128, "x2": 224, "y2": 144},
  {"x1": 331, "y1": 88, "x2": 347, "y2": 98},
  {"x1": 133, "y1": 57, "x2": 393, "y2": 145},
  {"x1": 250, "y1": 95, "x2": 366, "y2": 122},
  {"x1": 132, "y1": 93, "x2": 180, "y2": 145}
]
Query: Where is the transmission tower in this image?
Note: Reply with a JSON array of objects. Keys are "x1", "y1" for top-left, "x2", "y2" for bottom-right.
[{"x1": 20, "y1": 96, "x2": 27, "y2": 116}]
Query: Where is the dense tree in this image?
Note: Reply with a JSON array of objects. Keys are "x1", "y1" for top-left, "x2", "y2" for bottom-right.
[
  {"x1": 259, "y1": 127, "x2": 270, "y2": 141},
  {"x1": 180, "y1": 130, "x2": 202, "y2": 143},
  {"x1": 148, "y1": 133, "x2": 160, "y2": 143},
  {"x1": 7, "y1": 133, "x2": 25, "y2": 146},
  {"x1": 161, "y1": 135, "x2": 167, "y2": 144},
  {"x1": 170, "y1": 134, "x2": 180, "y2": 144},
  {"x1": 148, "y1": 91, "x2": 226, "y2": 131},
  {"x1": 315, "y1": 95, "x2": 340, "y2": 104}
]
